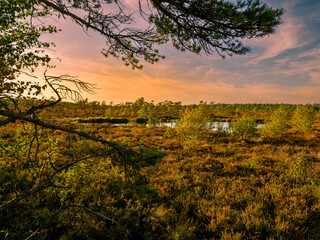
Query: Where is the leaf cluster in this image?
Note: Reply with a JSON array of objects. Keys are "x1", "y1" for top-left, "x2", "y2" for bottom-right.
[
  {"x1": 0, "y1": 0, "x2": 57, "y2": 97},
  {"x1": 150, "y1": 0, "x2": 284, "y2": 57}
]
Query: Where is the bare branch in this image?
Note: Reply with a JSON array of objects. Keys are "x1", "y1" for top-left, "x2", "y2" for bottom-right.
[
  {"x1": 64, "y1": 204, "x2": 118, "y2": 224},
  {"x1": 0, "y1": 109, "x2": 123, "y2": 151},
  {"x1": 24, "y1": 71, "x2": 96, "y2": 116},
  {"x1": 0, "y1": 118, "x2": 15, "y2": 127},
  {"x1": 47, "y1": 151, "x2": 58, "y2": 171}
]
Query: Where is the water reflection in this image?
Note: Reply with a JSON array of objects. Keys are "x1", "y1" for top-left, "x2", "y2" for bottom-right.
[
  {"x1": 148, "y1": 122, "x2": 231, "y2": 132},
  {"x1": 116, "y1": 121, "x2": 264, "y2": 132}
]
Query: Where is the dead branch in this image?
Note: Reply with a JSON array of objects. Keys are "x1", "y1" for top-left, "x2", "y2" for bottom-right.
[
  {"x1": 63, "y1": 204, "x2": 118, "y2": 224},
  {"x1": 0, "y1": 109, "x2": 127, "y2": 154}
]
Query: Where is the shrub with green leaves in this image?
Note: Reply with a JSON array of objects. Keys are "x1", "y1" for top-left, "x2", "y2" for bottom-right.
[
  {"x1": 138, "y1": 102, "x2": 157, "y2": 125},
  {"x1": 263, "y1": 105, "x2": 291, "y2": 137},
  {"x1": 232, "y1": 115, "x2": 257, "y2": 140},
  {"x1": 291, "y1": 105, "x2": 315, "y2": 132},
  {"x1": 175, "y1": 105, "x2": 211, "y2": 138}
]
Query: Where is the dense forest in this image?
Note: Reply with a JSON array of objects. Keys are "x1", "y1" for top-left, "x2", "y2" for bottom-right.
[{"x1": 1, "y1": 99, "x2": 320, "y2": 239}]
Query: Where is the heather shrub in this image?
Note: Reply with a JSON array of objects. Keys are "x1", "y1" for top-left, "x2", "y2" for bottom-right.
[
  {"x1": 183, "y1": 136, "x2": 202, "y2": 151},
  {"x1": 292, "y1": 155, "x2": 309, "y2": 183}
]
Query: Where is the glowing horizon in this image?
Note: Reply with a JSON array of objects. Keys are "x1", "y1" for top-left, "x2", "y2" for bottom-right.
[{"x1": 36, "y1": 0, "x2": 320, "y2": 104}]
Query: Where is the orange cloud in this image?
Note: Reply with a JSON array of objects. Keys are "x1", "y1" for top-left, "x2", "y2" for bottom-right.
[{"x1": 42, "y1": 54, "x2": 320, "y2": 104}]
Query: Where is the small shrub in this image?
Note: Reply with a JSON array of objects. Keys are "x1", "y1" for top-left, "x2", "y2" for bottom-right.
[
  {"x1": 232, "y1": 115, "x2": 257, "y2": 140},
  {"x1": 291, "y1": 105, "x2": 315, "y2": 132},
  {"x1": 263, "y1": 105, "x2": 291, "y2": 137},
  {"x1": 105, "y1": 108, "x2": 112, "y2": 118},
  {"x1": 147, "y1": 117, "x2": 157, "y2": 126},
  {"x1": 175, "y1": 105, "x2": 211, "y2": 138},
  {"x1": 138, "y1": 104, "x2": 156, "y2": 124}
]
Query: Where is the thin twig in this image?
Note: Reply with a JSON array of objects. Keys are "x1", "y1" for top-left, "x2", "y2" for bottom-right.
[{"x1": 64, "y1": 204, "x2": 118, "y2": 224}]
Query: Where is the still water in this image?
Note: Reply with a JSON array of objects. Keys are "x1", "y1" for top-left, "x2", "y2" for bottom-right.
[{"x1": 116, "y1": 121, "x2": 264, "y2": 132}]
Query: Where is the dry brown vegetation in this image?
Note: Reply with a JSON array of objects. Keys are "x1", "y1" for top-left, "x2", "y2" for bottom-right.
[{"x1": 1, "y1": 102, "x2": 320, "y2": 239}]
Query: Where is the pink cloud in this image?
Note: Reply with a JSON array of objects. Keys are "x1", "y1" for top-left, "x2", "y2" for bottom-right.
[
  {"x1": 310, "y1": 72, "x2": 320, "y2": 85},
  {"x1": 248, "y1": 17, "x2": 308, "y2": 63},
  {"x1": 270, "y1": 47, "x2": 320, "y2": 77}
]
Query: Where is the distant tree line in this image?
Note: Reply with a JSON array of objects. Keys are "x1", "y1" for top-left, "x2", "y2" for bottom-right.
[{"x1": 5, "y1": 97, "x2": 318, "y2": 123}]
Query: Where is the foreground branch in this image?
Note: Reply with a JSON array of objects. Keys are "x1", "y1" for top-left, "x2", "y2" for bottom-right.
[{"x1": 0, "y1": 109, "x2": 124, "y2": 152}]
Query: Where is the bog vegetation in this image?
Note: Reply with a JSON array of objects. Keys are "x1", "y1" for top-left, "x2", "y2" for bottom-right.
[
  {"x1": 1, "y1": 99, "x2": 320, "y2": 239},
  {"x1": 2, "y1": 1, "x2": 318, "y2": 239}
]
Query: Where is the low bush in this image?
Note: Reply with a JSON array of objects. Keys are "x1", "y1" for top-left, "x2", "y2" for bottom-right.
[
  {"x1": 232, "y1": 115, "x2": 258, "y2": 140},
  {"x1": 175, "y1": 105, "x2": 211, "y2": 139},
  {"x1": 292, "y1": 105, "x2": 315, "y2": 132},
  {"x1": 263, "y1": 105, "x2": 291, "y2": 137}
]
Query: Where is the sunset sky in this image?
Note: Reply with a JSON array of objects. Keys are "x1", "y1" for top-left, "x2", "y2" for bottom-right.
[{"x1": 42, "y1": 0, "x2": 320, "y2": 104}]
